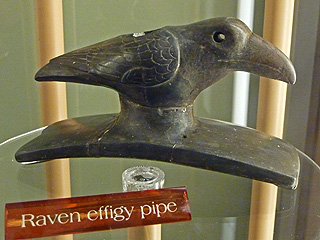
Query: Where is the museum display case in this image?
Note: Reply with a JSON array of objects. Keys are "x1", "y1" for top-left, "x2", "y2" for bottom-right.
[{"x1": 2, "y1": 0, "x2": 320, "y2": 239}]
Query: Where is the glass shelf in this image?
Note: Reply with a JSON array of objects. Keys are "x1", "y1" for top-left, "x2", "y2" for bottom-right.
[{"x1": 1, "y1": 128, "x2": 319, "y2": 239}]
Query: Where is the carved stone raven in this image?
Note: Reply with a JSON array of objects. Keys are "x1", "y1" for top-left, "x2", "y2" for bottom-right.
[
  {"x1": 35, "y1": 17, "x2": 295, "y2": 107},
  {"x1": 16, "y1": 18, "x2": 299, "y2": 189}
]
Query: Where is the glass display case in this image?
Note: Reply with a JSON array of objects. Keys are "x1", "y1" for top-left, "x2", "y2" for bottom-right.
[
  {"x1": 2, "y1": 1, "x2": 319, "y2": 240},
  {"x1": 1, "y1": 128, "x2": 320, "y2": 239}
]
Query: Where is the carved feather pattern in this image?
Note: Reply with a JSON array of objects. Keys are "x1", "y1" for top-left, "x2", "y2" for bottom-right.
[{"x1": 54, "y1": 29, "x2": 179, "y2": 87}]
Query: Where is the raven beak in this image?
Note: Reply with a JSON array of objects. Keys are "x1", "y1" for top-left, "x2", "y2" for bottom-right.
[{"x1": 231, "y1": 33, "x2": 296, "y2": 84}]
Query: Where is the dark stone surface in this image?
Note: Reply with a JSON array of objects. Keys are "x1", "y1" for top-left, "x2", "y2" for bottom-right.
[{"x1": 16, "y1": 17, "x2": 299, "y2": 189}]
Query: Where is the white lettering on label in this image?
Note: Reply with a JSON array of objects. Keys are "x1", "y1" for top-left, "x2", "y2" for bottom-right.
[
  {"x1": 96, "y1": 205, "x2": 135, "y2": 221},
  {"x1": 21, "y1": 212, "x2": 81, "y2": 227},
  {"x1": 87, "y1": 210, "x2": 98, "y2": 221},
  {"x1": 167, "y1": 202, "x2": 178, "y2": 213},
  {"x1": 140, "y1": 201, "x2": 178, "y2": 219},
  {"x1": 20, "y1": 201, "x2": 178, "y2": 228},
  {"x1": 21, "y1": 214, "x2": 35, "y2": 228}
]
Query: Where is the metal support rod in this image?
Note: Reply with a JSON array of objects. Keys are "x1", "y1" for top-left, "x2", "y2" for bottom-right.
[
  {"x1": 232, "y1": 0, "x2": 255, "y2": 126},
  {"x1": 35, "y1": 1, "x2": 72, "y2": 239},
  {"x1": 248, "y1": 1, "x2": 295, "y2": 240}
]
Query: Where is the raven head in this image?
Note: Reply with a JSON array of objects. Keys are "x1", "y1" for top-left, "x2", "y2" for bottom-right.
[
  {"x1": 35, "y1": 17, "x2": 295, "y2": 108},
  {"x1": 172, "y1": 17, "x2": 295, "y2": 102}
]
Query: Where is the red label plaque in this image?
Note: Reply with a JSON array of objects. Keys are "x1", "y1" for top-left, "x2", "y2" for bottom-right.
[{"x1": 5, "y1": 187, "x2": 191, "y2": 239}]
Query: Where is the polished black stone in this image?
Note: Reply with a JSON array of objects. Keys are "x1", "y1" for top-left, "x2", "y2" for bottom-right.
[{"x1": 15, "y1": 17, "x2": 299, "y2": 189}]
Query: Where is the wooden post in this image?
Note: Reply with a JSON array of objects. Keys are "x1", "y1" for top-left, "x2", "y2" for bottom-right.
[
  {"x1": 248, "y1": 1, "x2": 295, "y2": 239},
  {"x1": 35, "y1": 1, "x2": 72, "y2": 239},
  {"x1": 127, "y1": 226, "x2": 161, "y2": 240}
]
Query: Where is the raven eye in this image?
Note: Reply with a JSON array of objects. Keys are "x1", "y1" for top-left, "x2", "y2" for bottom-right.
[{"x1": 213, "y1": 31, "x2": 226, "y2": 43}]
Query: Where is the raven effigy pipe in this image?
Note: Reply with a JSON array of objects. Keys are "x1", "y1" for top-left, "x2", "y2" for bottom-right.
[{"x1": 16, "y1": 17, "x2": 299, "y2": 190}]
